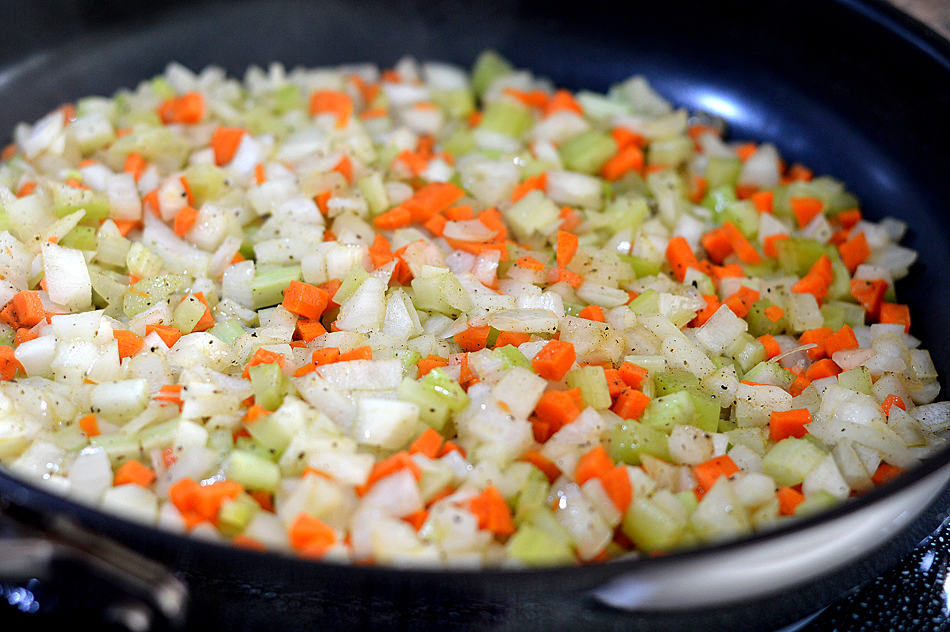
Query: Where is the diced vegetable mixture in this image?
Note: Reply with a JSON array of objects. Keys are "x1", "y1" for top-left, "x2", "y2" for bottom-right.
[{"x1": 0, "y1": 51, "x2": 946, "y2": 567}]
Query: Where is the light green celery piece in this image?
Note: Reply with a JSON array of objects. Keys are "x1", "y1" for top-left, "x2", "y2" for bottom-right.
[
  {"x1": 721, "y1": 200, "x2": 760, "y2": 239},
  {"x1": 183, "y1": 164, "x2": 228, "y2": 206},
  {"x1": 794, "y1": 490, "x2": 838, "y2": 516},
  {"x1": 272, "y1": 83, "x2": 304, "y2": 114},
  {"x1": 209, "y1": 319, "x2": 245, "y2": 345},
  {"x1": 138, "y1": 420, "x2": 180, "y2": 452},
  {"x1": 688, "y1": 391, "x2": 721, "y2": 433},
  {"x1": 126, "y1": 242, "x2": 164, "y2": 278},
  {"x1": 442, "y1": 127, "x2": 475, "y2": 158},
  {"x1": 762, "y1": 437, "x2": 826, "y2": 487},
  {"x1": 558, "y1": 130, "x2": 617, "y2": 175},
  {"x1": 251, "y1": 265, "x2": 301, "y2": 309},
  {"x1": 506, "y1": 525, "x2": 575, "y2": 566},
  {"x1": 59, "y1": 225, "x2": 97, "y2": 251},
  {"x1": 96, "y1": 222, "x2": 132, "y2": 267},
  {"x1": 566, "y1": 365, "x2": 611, "y2": 409},
  {"x1": 150, "y1": 76, "x2": 176, "y2": 100},
  {"x1": 727, "y1": 333, "x2": 767, "y2": 373},
  {"x1": 0, "y1": 206, "x2": 11, "y2": 233},
  {"x1": 640, "y1": 390, "x2": 694, "y2": 434},
  {"x1": 234, "y1": 436, "x2": 276, "y2": 461},
  {"x1": 105, "y1": 126, "x2": 190, "y2": 171},
  {"x1": 400, "y1": 349, "x2": 422, "y2": 376},
  {"x1": 357, "y1": 172, "x2": 390, "y2": 216},
  {"x1": 90, "y1": 269, "x2": 129, "y2": 316},
  {"x1": 746, "y1": 298, "x2": 787, "y2": 337},
  {"x1": 628, "y1": 289, "x2": 660, "y2": 315},
  {"x1": 575, "y1": 91, "x2": 631, "y2": 121},
  {"x1": 652, "y1": 370, "x2": 701, "y2": 397},
  {"x1": 225, "y1": 449, "x2": 281, "y2": 492},
  {"x1": 471, "y1": 50, "x2": 513, "y2": 96},
  {"x1": 90, "y1": 434, "x2": 142, "y2": 466},
  {"x1": 123, "y1": 273, "x2": 186, "y2": 318},
  {"x1": 622, "y1": 496, "x2": 686, "y2": 552},
  {"x1": 49, "y1": 182, "x2": 110, "y2": 221},
  {"x1": 431, "y1": 88, "x2": 475, "y2": 118},
  {"x1": 246, "y1": 410, "x2": 292, "y2": 453},
  {"x1": 701, "y1": 185, "x2": 737, "y2": 218},
  {"x1": 743, "y1": 361, "x2": 795, "y2": 391},
  {"x1": 494, "y1": 345, "x2": 532, "y2": 371},
  {"x1": 398, "y1": 377, "x2": 451, "y2": 431},
  {"x1": 333, "y1": 264, "x2": 370, "y2": 305},
  {"x1": 607, "y1": 420, "x2": 671, "y2": 464},
  {"x1": 775, "y1": 237, "x2": 826, "y2": 277},
  {"x1": 217, "y1": 494, "x2": 260, "y2": 537},
  {"x1": 479, "y1": 100, "x2": 533, "y2": 138},
  {"x1": 822, "y1": 301, "x2": 865, "y2": 329},
  {"x1": 420, "y1": 368, "x2": 470, "y2": 412},
  {"x1": 838, "y1": 366, "x2": 872, "y2": 395},
  {"x1": 249, "y1": 362, "x2": 286, "y2": 411},
  {"x1": 646, "y1": 136, "x2": 692, "y2": 167},
  {"x1": 603, "y1": 195, "x2": 650, "y2": 230},
  {"x1": 52, "y1": 424, "x2": 89, "y2": 451},
  {"x1": 502, "y1": 190, "x2": 559, "y2": 242},
  {"x1": 705, "y1": 156, "x2": 742, "y2": 189},
  {"x1": 514, "y1": 472, "x2": 550, "y2": 522},
  {"x1": 621, "y1": 255, "x2": 662, "y2": 279},
  {"x1": 172, "y1": 294, "x2": 208, "y2": 334}
]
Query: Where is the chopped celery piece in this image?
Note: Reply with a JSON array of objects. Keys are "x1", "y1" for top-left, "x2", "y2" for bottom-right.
[
  {"x1": 431, "y1": 88, "x2": 475, "y2": 118},
  {"x1": 183, "y1": 164, "x2": 227, "y2": 205},
  {"x1": 641, "y1": 391, "x2": 694, "y2": 433},
  {"x1": 90, "y1": 267, "x2": 129, "y2": 315},
  {"x1": 471, "y1": 50, "x2": 513, "y2": 96},
  {"x1": 49, "y1": 182, "x2": 110, "y2": 221},
  {"x1": 607, "y1": 420, "x2": 671, "y2": 464},
  {"x1": 225, "y1": 449, "x2": 281, "y2": 492},
  {"x1": 90, "y1": 434, "x2": 142, "y2": 466},
  {"x1": 775, "y1": 237, "x2": 826, "y2": 277},
  {"x1": 52, "y1": 424, "x2": 89, "y2": 451},
  {"x1": 689, "y1": 391, "x2": 721, "y2": 433},
  {"x1": 479, "y1": 100, "x2": 533, "y2": 138},
  {"x1": 149, "y1": 76, "x2": 176, "y2": 100},
  {"x1": 794, "y1": 490, "x2": 838, "y2": 516},
  {"x1": 721, "y1": 201, "x2": 759, "y2": 238},
  {"x1": 246, "y1": 409, "x2": 292, "y2": 453},
  {"x1": 493, "y1": 345, "x2": 531, "y2": 371},
  {"x1": 442, "y1": 127, "x2": 475, "y2": 158},
  {"x1": 727, "y1": 333, "x2": 767, "y2": 373},
  {"x1": 514, "y1": 472, "x2": 551, "y2": 521},
  {"x1": 743, "y1": 361, "x2": 795, "y2": 390},
  {"x1": 126, "y1": 242, "x2": 164, "y2": 278},
  {"x1": 234, "y1": 436, "x2": 275, "y2": 461},
  {"x1": 705, "y1": 156, "x2": 741, "y2": 189},
  {"x1": 629, "y1": 289, "x2": 660, "y2": 315},
  {"x1": 502, "y1": 190, "x2": 560, "y2": 242},
  {"x1": 398, "y1": 377, "x2": 451, "y2": 431},
  {"x1": 106, "y1": 126, "x2": 190, "y2": 171},
  {"x1": 485, "y1": 327, "x2": 501, "y2": 349},
  {"x1": 621, "y1": 255, "x2": 662, "y2": 278},
  {"x1": 603, "y1": 195, "x2": 650, "y2": 230},
  {"x1": 420, "y1": 368, "x2": 470, "y2": 412},
  {"x1": 334, "y1": 264, "x2": 370, "y2": 305},
  {"x1": 838, "y1": 366, "x2": 872, "y2": 395},
  {"x1": 249, "y1": 362, "x2": 287, "y2": 411},
  {"x1": 272, "y1": 83, "x2": 304, "y2": 114},
  {"x1": 558, "y1": 130, "x2": 617, "y2": 175},
  {"x1": 209, "y1": 319, "x2": 245, "y2": 345},
  {"x1": 172, "y1": 294, "x2": 207, "y2": 334},
  {"x1": 701, "y1": 185, "x2": 737, "y2": 218},
  {"x1": 123, "y1": 273, "x2": 185, "y2": 318},
  {"x1": 652, "y1": 370, "x2": 701, "y2": 397},
  {"x1": 762, "y1": 437, "x2": 826, "y2": 487},
  {"x1": 138, "y1": 420, "x2": 180, "y2": 452},
  {"x1": 566, "y1": 365, "x2": 611, "y2": 409},
  {"x1": 96, "y1": 222, "x2": 132, "y2": 267},
  {"x1": 251, "y1": 265, "x2": 300, "y2": 309},
  {"x1": 746, "y1": 298, "x2": 787, "y2": 337},
  {"x1": 506, "y1": 524, "x2": 575, "y2": 566},
  {"x1": 60, "y1": 225, "x2": 97, "y2": 251},
  {"x1": 622, "y1": 496, "x2": 686, "y2": 552},
  {"x1": 357, "y1": 172, "x2": 389, "y2": 216},
  {"x1": 399, "y1": 349, "x2": 422, "y2": 376},
  {"x1": 217, "y1": 494, "x2": 260, "y2": 537}
]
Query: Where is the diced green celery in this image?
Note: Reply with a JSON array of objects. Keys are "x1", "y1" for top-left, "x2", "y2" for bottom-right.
[
  {"x1": 96, "y1": 222, "x2": 132, "y2": 267},
  {"x1": 743, "y1": 361, "x2": 795, "y2": 390},
  {"x1": 794, "y1": 490, "x2": 838, "y2": 516},
  {"x1": 479, "y1": 100, "x2": 533, "y2": 138},
  {"x1": 603, "y1": 195, "x2": 650, "y2": 231},
  {"x1": 106, "y1": 126, "x2": 190, "y2": 171},
  {"x1": 762, "y1": 437, "x2": 826, "y2": 487},
  {"x1": 90, "y1": 267, "x2": 129, "y2": 315},
  {"x1": 357, "y1": 172, "x2": 389, "y2": 216},
  {"x1": 622, "y1": 496, "x2": 686, "y2": 552},
  {"x1": 471, "y1": 50, "x2": 513, "y2": 96},
  {"x1": 150, "y1": 76, "x2": 176, "y2": 100},
  {"x1": 138, "y1": 420, "x2": 179, "y2": 451},
  {"x1": 272, "y1": 83, "x2": 303, "y2": 114},
  {"x1": 623, "y1": 255, "x2": 662, "y2": 279},
  {"x1": 123, "y1": 273, "x2": 186, "y2": 318},
  {"x1": 0, "y1": 206, "x2": 11, "y2": 233},
  {"x1": 183, "y1": 163, "x2": 227, "y2": 206},
  {"x1": 653, "y1": 370, "x2": 701, "y2": 397},
  {"x1": 563, "y1": 302, "x2": 583, "y2": 317},
  {"x1": 827, "y1": 257, "x2": 851, "y2": 302},
  {"x1": 689, "y1": 391, "x2": 721, "y2": 433},
  {"x1": 246, "y1": 410, "x2": 292, "y2": 453},
  {"x1": 399, "y1": 349, "x2": 422, "y2": 376},
  {"x1": 171, "y1": 294, "x2": 207, "y2": 333},
  {"x1": 217, "y1": 494, "x2": 260, "y2": 537},
  {"x1": 431, "y1": 88, "x2": 475, "y2": 118},
  {"x1": 514, "y1": 471, "x2": 550, "y2": 522},
  {"x1": 52, "y1": 424, "x2": 89, "y2": 451},
  {"x1": 838, "y1": 366, "x2": 872, "y2": 395},
  {"x1": 502, "y1": 190, "x2": 559, "y2": 242},
  {"x1": 225, "y1": 449, "x2": 281, "y2": 492},
  {"x1": 721, "y1": 201, "x2": 760, "y2": 239},
  {"x1": 705, "y1": 156, "x2": 741, "y2": 189},
  {"x1": 521, "y1": 505, "x2": 573, "y2": 544},
  {"x1": 59, "y1": 225, "x2": 97, "y2": 251},
  {"x1": 607, "y1": 420, "x2": 671, "y2": 464},
  {"x1": 49, "y1": 182, "x2": 110, "y2": 221},
  {"x1": 558, "y1": 130, "x2": 617, "y2": 175},
  {"x1": 209, "y1": 319, "x2": 245, "y2": 345},
  {"x1": 398, "y1": 377, "x2": 451, "y2": 431},
  {"x1": 251, "y1": 265, "x2": 301, "y2": 309},
  {"x1": 640, "y1": 391, "x2": 694, "y2": 433},
  {"x1": 493, "y1": 345, "x2": 531, "y2": 371},
  {"x1": 90, "y1": 434, "x2": 142, "y2": 466},
  {"x1": 333, "y1": 264, "x2": 369, "y2": 305},
  {"x1": 484, "y1": 327, "x2": 501, "y2": 348},
  {"x1": 775, "y1": 237, "x2": 826, "y2": 277},
  {"x1": 824, "y1": 301, "x2": 865, "y2": 328},
  {"x1": 506, "y1": 524, "x2": 575, "y2": 566},
  {"x1": 726, "y1": 333, "x2": 766, "y2": 373},
  {"x1": 234, "y1": 436, "x2": 275, "y2": 461},
  {"x1": 249, "y1": 362, "x2": 286, "y2": 411},
  {"x1": 701, "y1": 185, "x2": 737, "y2": 218},
  {"x1": 675, "y1": 490, "x2": 699, "y2": 513},
  {"x1": 442, "y1": 127, "x2": 475, "y2": 158},
  {"x1": 420, "y1": 368, "x2": 470, "y2": 412},
  {"x1": 126, "y1": 242, "x2": 164, "y2": 278},
  {"x1": 566, "y1": 365, "x2": 612, "y2": 409},
  {"x1": 682, "y1": 268, "x2": 716, "y2": 296},
  {"x1": 629, "y1": 289, "x2": 660, "y2": 315},
  {"x1": 209, "y1": 429, "x2": 233, "y2": 455},
  {"x1": 576, "y1": 91, "x2": 631, "y2": 121},
  {"x1": 646, "y1": 136, "x2": 693, "y2": 167},
  {"x1": 746, "y1": 298, "x2": 787, "y2": 337}
]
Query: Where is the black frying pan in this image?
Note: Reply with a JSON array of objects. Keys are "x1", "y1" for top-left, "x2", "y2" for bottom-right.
[{"x1": 1, "y1": 1, "x2": 949, "y2": 630}]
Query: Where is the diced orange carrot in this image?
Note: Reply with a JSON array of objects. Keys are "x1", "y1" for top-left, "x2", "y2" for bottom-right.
[
  {"x1": 338, "y1": 345, "x2": 373, "y2": 362},
  {"x1": 289, "y1": 512, "x2": 337, "y2": 552},
  {"x1": 871, "y1": 463, "x2": 904, "y2": 486},
  {"x1": 777, "y1": 486, "x2": 805, "y2": 515},
  {"x1": 692, "y1": 455, "x2": 740, "y2": 493},
  {"x1": 154, "y1": 384, "x2": 183, "y2": 408},
  {"x1": 532, "y1": 389, "x2": 582, "y2": 442},
  {"x1": 758, "y1": 334, "x2": 782, "y2": 359},
  {"x1": 311, "y1": 347, "x2": 340, "y2": 366},
  {"x1": 282, "y1": 280, "x2": 330, "y2": 320},
  {"x1": 790, "y1": 197, "x2": 824, "y2": 228},
  {"x1": 769, "y1": 408, "x2": 812, "y2": 441},
  {"x1": 665, "y1": 236, "x2": 699, "y2": 282},
  {"x1": 701, "y1": 228, "x2": 733, "y2": 264},
  {"x1": 211, "y1": 127, "x2": 246, "y2": 166},
  {"x1": 372, "y1": 206, "x2": 412, "y2": 230},
  {"x1": 578, "y1": 304, "x2": 606, "y2": 322},
  {"x1": 114, "y1": 460, "x2": 156, "y2": 487},
  {"x1": 722, "y1": 221, "x2": 762, "y2": 264},
  {"x1": 837, "y1": 208, "x2": 862, "y2": 229},
  {"x1": 453, "y1": 325, "x2": 491, "y2": 352},
  {"x1": 79, "y1": 413, "x2": 100, "y2": 437},
  {"x1": 409, "y1": 428, "x2": 444, "y2": 459},
  {"x1": 556, "y1": 230, "x2": 579, "y2": 268},
  {"x1": 295, "y1": 319, "x2": 327, "y2": 343},
  {"x1": 601, "y1": 465, "x2": 632, "y2": 512},
  {"x1": 838, "y1": 231, "x2": 870, "y2": 273},
  {"x1": 145, "y1": 324, "x2": 182, "y2": 348},
  {"x1": 611, "y1": 389, "x2": 651, "y2": 420},
  {"x1": 356, "y1": 452, "x2": 422, "y2": 496},
  {"x1": 689, "y1": 294, "x2": 721, "y2": 328},
  {"x1": 543, "y1": 89, "x2": 583, "y2": 116},
  {"x1": 799, "y1": 327, "x2": 833, "y2": 360},
  {"x1": 604, "y1": 368, "x2": 626, "y2": 398},
  {"x1": 515, "y1": 256, "x2": 546, "y2": 271},
  {"x1": 511, "y1": 172, "x2": 547, "y2": 202},
  {"x1": 13, "y1": 327, "x2": 38, "y2": 347},
  {"x1": 735, "y1": 142, "x2": 758, "y2": 162},
  {"x1": 786, "y1": 163, "x2": 813, "y2": 182},
  {"x1": 242, "y1": 347, "x2": 286, "y2": 378},
  {"x1": 751, "y1": 190, "x2": 774, "y2": 214},
  {"x1": 521, "y1": 449, "x2": 561, "y2": 483},
  {"x1": 123, "y1": 152, "x2": 146, "y2": 181},
  {"x1": 468, "y1": 485, "x2": 514, "y2": 535},
  {"x1": 763, "y1": 233, "x2": 789, "y2": 258},
  {"x1": 823, "y1": 324, "x2": 858, "y2": 357},
  {"x1": 531, "y1": 340, "x2": 576, "y2": 381},
  {"x1": 417, "y1": 354, "x2": 449, "y2": 377},
  {"x1": 763, "y1": 305, "x2": 785, "y2": 323},
  {"x1": 881, "y1": 394, "x2": 906, "y2": 417},
  {"x1": 0, "y1": 291, "x2": 45, "y2": 329},
  {"x1": 0, "y1": 346, "x2": 21, "y2": 381},
  {"x1": 575, "y1": 446, "x2": 614, "y2": 485},
  {"x1": 618, "y1": 362, "x2": 648, "y2": 390},
  {"x1": 879, "y1": 303, "x2": 910, "y2": 333},
  {"x1": 805, "y1": 358, "x2": 841, "y2": 380},
  {"x1": 601, "y1": 144, "x2": 644, "y2": 181},
  {"x1": 724, "y1": 286, "x2": 760, "y2": 319},
  {"x1": 309, "y1": 90, "x2": 353, "y2": 128},
  {"x1": 493, "y1": 331, "x2": 530, "y2": 348},
  {"x1": 113, "y1": 330, "x2": 144, "y2": 359},
  {"x1": 850, "y1": 279, "x2": 888, "y2": 320}
]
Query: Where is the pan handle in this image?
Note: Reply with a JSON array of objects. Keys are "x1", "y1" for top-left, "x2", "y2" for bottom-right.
[{"x1": 0, "y1": 498, "x2": 188, "y2": 631}]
